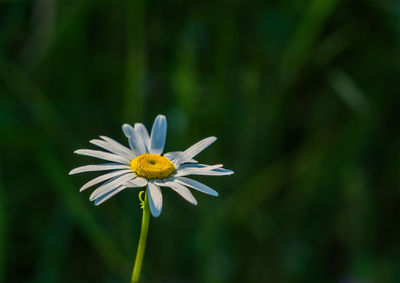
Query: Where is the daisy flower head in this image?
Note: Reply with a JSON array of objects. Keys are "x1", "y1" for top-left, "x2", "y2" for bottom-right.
[{"x1": 70, "y1": 115, "x2": 233, "y2": 217}]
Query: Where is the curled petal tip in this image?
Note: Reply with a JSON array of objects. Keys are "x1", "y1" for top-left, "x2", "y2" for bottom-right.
[
  {"x1": 207, "y1": 136, "x2": 217, "y2": 143},
  {"x1": 151, "y1": 211, "x2": 161, "y2": 218},
  {"x1": 122, "y1": 123, "x2": 133, "y2": 134}
]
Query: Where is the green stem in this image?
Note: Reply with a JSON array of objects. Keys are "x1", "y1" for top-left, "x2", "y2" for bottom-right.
[{"x1": 131, "y1": 191, "x2": 150, "y2": 283}]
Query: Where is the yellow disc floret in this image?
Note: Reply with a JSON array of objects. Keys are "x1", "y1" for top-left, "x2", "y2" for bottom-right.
[{"x1": 130, "y1": 154, "x2": 175, "y2": 180}]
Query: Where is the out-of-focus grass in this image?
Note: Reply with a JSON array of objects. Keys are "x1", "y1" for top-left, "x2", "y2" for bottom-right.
[
  {"x1": 124, "y1": 0, "x2": 146, "y2": 122},
  {"x1": 280, "y1": 0, "x2": 339, "y2": 85},
  {"x1": 0, "y1": 169, "x2": 6, "y2": 283},
  {"x1": 0, "y1": 55, "x2": 130, "y2": 277},
  {"x1": 0, "y1": 0, "x2": 399, "y2": 282}
]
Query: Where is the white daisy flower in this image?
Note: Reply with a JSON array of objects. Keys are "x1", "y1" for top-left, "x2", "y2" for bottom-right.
[{"x1": 69, "y1": 114, "x2": 233, "y2": 217}]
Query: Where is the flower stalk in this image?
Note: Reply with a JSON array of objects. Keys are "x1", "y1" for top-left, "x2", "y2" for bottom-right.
[{"x1": 131, "y1": 190, "x2": 150, "y2": 283}]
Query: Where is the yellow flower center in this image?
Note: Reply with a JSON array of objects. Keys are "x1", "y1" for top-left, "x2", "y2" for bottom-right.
[{"x1": 130, "y1": 154, "x2": 175, "y2": 180}]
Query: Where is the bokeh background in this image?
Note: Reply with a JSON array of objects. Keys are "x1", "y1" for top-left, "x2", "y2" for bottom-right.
[{"x1": 1, "y1": 0, "x2": 399, "y2": 282}]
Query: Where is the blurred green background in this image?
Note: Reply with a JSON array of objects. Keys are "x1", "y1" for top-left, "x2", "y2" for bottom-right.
[{"x1": 1, "y1": 0, "x2": 399, "y2": 282}]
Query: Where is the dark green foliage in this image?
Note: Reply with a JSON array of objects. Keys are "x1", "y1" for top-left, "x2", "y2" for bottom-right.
[{"x1": 0, "y1": 0, "x2": 399, "y2": 282}]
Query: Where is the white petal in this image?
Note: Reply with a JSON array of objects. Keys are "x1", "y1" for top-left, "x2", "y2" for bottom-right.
[
  {"x1": 183, "y1": 168, "x2": 234, "y2": 176},
  {"x1": 90, "y1": 173, "x2": 135, "y2": 200},
  {"x1": 207, "y1": 168, "x2": 234, "y2": 175},
  {"x1": 134, "y1": 123, "x2": 150, "y2": 151},
  {"x1": 164, "y1": 151, "x2": 197, "y2": 163},
  {"x1": 122, "y1": 124, "x2": 146, "y2": 155},
  {"x1": 69, "y1": 163, "x2": 130, "y2": 175},
  {"x1": 147, "y1": 182, "x2": 163, "y2": 217},
  {"x1": 174, "y1": 164, "x2": 223, "y2": 177},
  {"x1": 94, "y1": 185, "x2": 127, "y2": 205},
  {"x1": 100, "y1": 136, "x2": 136, "y2": 158},
  {"x1": 160, "y1": 181, "x2": 197, "y2": 205},
  {"x1": 174, "y1": 137, "x2": 216, "y2": 165},
  {"x1": 163, "y1": 151, "x2": 181, "y2": 160},
  {"x1": 75, "y1": 149, "x2": 130, "y2": 164},
  {"x1": 125, "y1": 177, "x2": 148, "y2": 187},
  {"x1": 80, "y1": 169, "x2": 133, "y2": 192},
  {"x1": 174, "y1": 176, "x2": 218, "y2": 196},
  {"x1": 178, "y1": 163, "x2": 223, "y2": 170},
  {"x1": 90, "y1": 138, "x2": 135, "y2": 160},
  {"x1": 149, "y1": 115, "x2": 167, "y2": 155}
]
